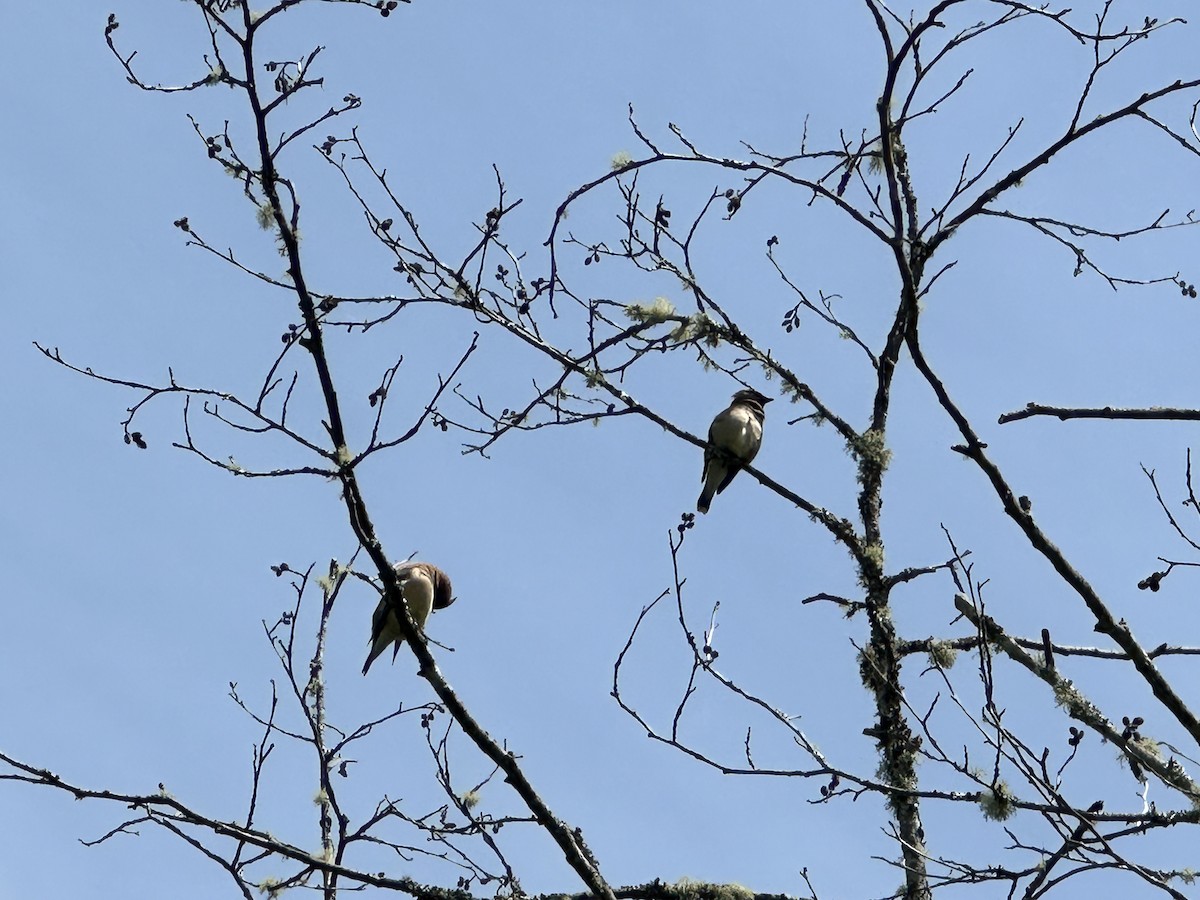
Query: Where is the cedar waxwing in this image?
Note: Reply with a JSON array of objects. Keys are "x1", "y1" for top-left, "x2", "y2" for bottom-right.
[
  {"x1": 362, "y1": 561, "x2": 455, "y2": 675},
  {"x1": 697, "y1": 388, "x2": 773, "y2": 514}
]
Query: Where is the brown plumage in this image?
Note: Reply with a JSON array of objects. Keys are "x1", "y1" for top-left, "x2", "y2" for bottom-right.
[
  {"x1": 362, "y1": 561, "x2": 455, "y2": 675},
  {"x1": 697, "y1": 388, "x2": 772, "y2": 514}
]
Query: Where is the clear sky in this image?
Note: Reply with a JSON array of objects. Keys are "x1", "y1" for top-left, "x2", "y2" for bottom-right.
[{"x1": 4, "y1": 2, "x2": 1200, "y2": 898}]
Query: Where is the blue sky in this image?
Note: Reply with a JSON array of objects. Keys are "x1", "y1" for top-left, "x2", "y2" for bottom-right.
[{"x1": 4, "y1": 2, "x2": 1200, "y2": 898}]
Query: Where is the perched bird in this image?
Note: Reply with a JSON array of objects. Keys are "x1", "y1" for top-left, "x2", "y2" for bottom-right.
[
  {"x1": 362, "y1": 561, "x2": 455, "y2": 675},
  {"x1": 697, "y1": 388, "x2": 773, "y2": 514}
]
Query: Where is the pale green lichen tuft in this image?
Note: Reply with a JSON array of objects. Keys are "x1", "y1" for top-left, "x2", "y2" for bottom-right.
[
  {"x1": 1051, "y1": 679, "x2": 1102, "y2": 723},
  {"x1": 979, "y1": 781, "x2": 1016, "y2": 821},
  {"x1": 857, "y1": 645, "x2": 880, "y2": 691},
  {"x1": 1129, "y1": 735, "x2": 1164, "y2": 765},
  {"x1": 669, "y1": 877, "x2": 755, "y2": 900},
  {"x1": 624, "y1": 296, "x2": 676, "y2": 324},
  {"x1": 849, "y1": 428, "x2": 893, "y2": 484},
  {"x1": 857, "y1": 543, "x2": 885, "y2": 587},
  {"x1": 683, "y1": 313, "x2": 721, "y2": 348},
  {"x1": 611, "y1": 151, "x2": 634, "y2": 171},
  {"x1": 927, "y1": 640, "x2": 958, "y2": 669}
]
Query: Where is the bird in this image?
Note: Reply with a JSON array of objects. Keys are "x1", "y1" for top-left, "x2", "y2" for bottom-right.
[
  {"x1": 697, "y1": 388, "x2": 773, "y2": 514},
  {"x1": 362, "y1": 561, "x2": 455, "y2": 675}
]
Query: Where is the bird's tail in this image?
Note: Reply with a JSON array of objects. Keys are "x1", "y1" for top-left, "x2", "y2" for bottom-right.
[
  {"x1": 362, "y1": 650, "x2": 380, "y2": 676},
  {"x1": 697, "y1": 487, "x2": 713, "y2": 515},
  {"x1": 362, "y1": 629, "x2": 396, "y2": 675}
]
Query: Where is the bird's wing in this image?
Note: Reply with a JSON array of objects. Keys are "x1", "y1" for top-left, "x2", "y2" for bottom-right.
[
  {"x1": 701, "y1": 406, "x2": 732, "y2": 481},
  {"x1": 363, "y1": 597, "x2": 400, "y2": 674}
]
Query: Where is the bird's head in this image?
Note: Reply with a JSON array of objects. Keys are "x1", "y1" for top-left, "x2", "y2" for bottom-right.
[
  {"x1": 732, "y1": 388, "x2": 772, "y2": 407},
  {"x1": 393, "y1": 560, "x2": 456, "y2": 609},
  {"x1": 430, "y1": 566, "x2": 456, "y2": 610}
]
